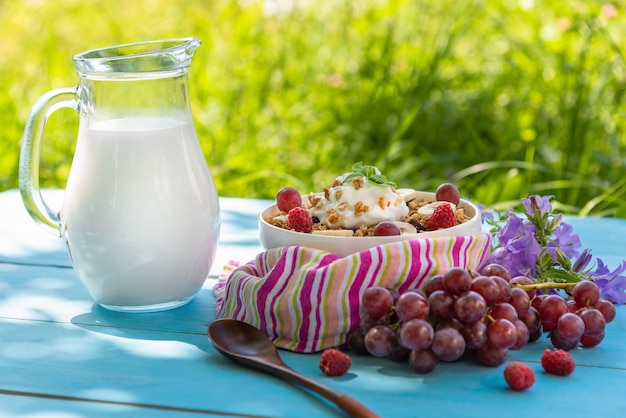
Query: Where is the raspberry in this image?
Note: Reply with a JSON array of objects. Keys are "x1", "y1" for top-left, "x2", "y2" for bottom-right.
[
  {"x1": 541, "y1": 349, "x2": 576, "y2": 376},
  {"x1": 319, "y1": 348, "x2": 351, "y2": 377},
  {"x1": 503, "y1": 361, "x2": 535, "y2": 391},
  {"x1": 287, "y1": 207, "x2": 313, "y2": 233},
  {"x1": 427, "y1": 203, "x2": 457, "y2": 230}
]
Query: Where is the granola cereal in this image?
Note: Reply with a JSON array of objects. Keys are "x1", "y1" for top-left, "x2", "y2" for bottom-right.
[{"x1": 267, "y1": 163, "x2": 472, "y2": 236}]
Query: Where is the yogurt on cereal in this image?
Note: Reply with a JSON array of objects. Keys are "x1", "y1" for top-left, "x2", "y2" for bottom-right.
[{"x1": 308, "y1": 172, "x2": 409, "y2": 229}]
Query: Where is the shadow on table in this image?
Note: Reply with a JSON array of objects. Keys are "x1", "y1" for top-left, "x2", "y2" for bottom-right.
[
  {"x1": 69, "y1": 287, "x2": 219, "y2": 353},
  {"x1": 68, "y1": 291, "x2": 353, "y2": 418}
]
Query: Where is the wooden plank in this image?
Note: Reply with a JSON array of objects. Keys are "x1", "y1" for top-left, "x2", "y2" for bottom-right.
[{"x1": 1, "y1": 317, "x2": 625, "y2": 418}]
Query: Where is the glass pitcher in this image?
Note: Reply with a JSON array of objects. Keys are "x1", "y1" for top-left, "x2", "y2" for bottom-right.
[{"x1": 19, "y1": 38, "x2": 221, "y2": 312}]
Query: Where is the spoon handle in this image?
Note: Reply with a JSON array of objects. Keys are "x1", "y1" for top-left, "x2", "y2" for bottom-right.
[
  {"x1": 333, "y1": 393, "x2": 380, "y2": 418},
  {"x1": 277, "y1": 363, "x2": 379, "y2": 418}
]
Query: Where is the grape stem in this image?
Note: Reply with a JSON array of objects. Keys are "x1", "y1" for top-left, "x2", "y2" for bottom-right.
[{"x1": 515, "y1": 282, "x2": 576, "y2": 291}]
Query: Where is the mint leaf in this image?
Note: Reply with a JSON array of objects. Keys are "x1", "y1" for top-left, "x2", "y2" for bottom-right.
[{"x1": 343, "y1": 162, "x2": 398, "y2": 188}]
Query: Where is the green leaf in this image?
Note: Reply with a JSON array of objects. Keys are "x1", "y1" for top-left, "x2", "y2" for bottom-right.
[
  {"x1": 343, "y1": 162, "x2": 398, "y2": 188},
  {"x1": 555, "y1": 248, "x2": 572, "y2": 270},
  {"x1": 540, "y1": 268, "x2": 587, "y2": 283}
]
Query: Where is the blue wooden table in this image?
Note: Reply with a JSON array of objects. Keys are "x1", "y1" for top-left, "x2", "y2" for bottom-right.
[{"x1": 1, "y1": 188, "x2": 625, "y2": 417}]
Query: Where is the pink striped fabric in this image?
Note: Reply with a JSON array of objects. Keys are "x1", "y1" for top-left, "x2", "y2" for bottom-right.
[{"x1": 214, "y1": 233, "x2": 491, "y2": 353}]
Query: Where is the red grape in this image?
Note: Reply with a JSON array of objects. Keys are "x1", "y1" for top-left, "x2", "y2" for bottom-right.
[
  {"x1": 595, "y1": 298, "x2": 616, "y2": 323},
  {"x1": 435, "y1": 183, "x2": 460, "y2": 206},
  {"x1": 454, "y1": 291, "x2": 487, "y2": 324},
  {"x1": 364, "y1": 325, "x2": 396, "y2": 357},
  {"x1": 580, "y1": 308, "x2": 606, "y2": 337},
  {"x1": 490, "y1": 303, "x2": 518, "y2": 323},
  {"x1": 347, "y1": 330, "x2": 368, "y2": 355},
  {"x1": 359, "y1": 314, "x2": 389, "y2": 333},
  {"x1": 540, "y1": 294, "x2": 568, "y2": 324},
  {"x1": 580, "y1": 332, "x2": 605, "y2": 348},
  {"x1": 442, "y1": 268, "x2": 472, "y2": 296},
  {"x1": 275, "y1": 186, "x2": 302, "y2": 212},
  {"x1": 396, "y1": 291, "x2": 429, "y2": 322},
  {"x1": 531, "y1": 294, "x2": 546, "y2": 311},
  {"x1": 509, "y1": 287, "x2": 531, "y2": 316},
  {"x1": 428, "y1": 290, "x2": 455, "y2": 318},
  {"x1": 399, "y1": 319, "x2": 434, "y2": 351},
  {"x1": 480, "y1": 264, "x2": 511, "y2": 282},
  {"x1": 431, "y1": 328, "x2": 466, "y2": 362},
  {"x1": 556, "y1": 312, "x2": 585, "y2": 340},
  {"x1": 476, "y1": 343, "x2": 508, "y2": 367},
  {"x1": 573, "y1": 280, "x2": 601, "y2": 307},
  {"x1": 550, "y1": 328, "x2": 579, "y2": 351},
  {"x1": 567, "y1": 299, "x2": 581, "y2": 314},
  {"x1": 492, "y1": 276, "x2": 512, "y2": 302},
  {"x1": 361, "y1": 286, "x2": 394, "y2": 319},
  {"x1": 463, "y1": 321, "x2": 488, "y2": 349},
  {"x1": 528, "y1": 323, "x2": 543, "y2": 343},
  {"x1": 510, "y1": 319, "x2": 530, "y2": 350},
  {"x1": 435, "y1": 317, "x2": 464, "y2": 332},
  {"x1": 409, "y1": 349, "x2": 439, "y2": 374},
  {"x1": 423, "y1": 274, "x2": 445, "y2": 296},
  {"x1": 519, "y1": 306, "x2": 541, "y2": 335},
  {"x1": 373, "y1": 221, "x2": 401, "y2": 236},
  {"x1": 470, "y1": 276, "x2": 501, "y2": 306},
  {"x1": 488, "y1": 319, "x2": 517, "y2": 349}
]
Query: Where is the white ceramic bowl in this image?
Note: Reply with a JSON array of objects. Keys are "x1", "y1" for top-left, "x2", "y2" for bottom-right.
[{"x1": 259, "y1": 191, "x2": 483, "y2": 257}]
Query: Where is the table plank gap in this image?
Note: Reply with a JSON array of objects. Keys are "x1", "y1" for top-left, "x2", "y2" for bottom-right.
[{"x1": 0, "y1": 389, "x2": 268, "y2": 417}]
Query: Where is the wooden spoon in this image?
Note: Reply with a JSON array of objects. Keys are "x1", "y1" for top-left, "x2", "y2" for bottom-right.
[{"x1": 208, "y1": 318, "x2": 379, "y2": 418}]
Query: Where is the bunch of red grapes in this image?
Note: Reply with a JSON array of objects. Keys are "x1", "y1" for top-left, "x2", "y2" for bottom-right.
[{"x1": 347, "y1": 264, "x2": 616, "y2": 373}]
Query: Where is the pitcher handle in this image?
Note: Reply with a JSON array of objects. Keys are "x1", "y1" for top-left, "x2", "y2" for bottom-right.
[{"x1": 19, "y1": 87, "x2": 78, "y2": 237}]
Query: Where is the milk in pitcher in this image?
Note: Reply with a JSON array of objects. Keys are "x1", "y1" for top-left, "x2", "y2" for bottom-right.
[{"x1": 61, "y1": 115, "x2": 220, "y2": 309}]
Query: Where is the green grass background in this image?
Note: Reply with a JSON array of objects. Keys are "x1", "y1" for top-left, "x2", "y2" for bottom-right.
[{"x1": 2, "y1": 0, "x2": 625, "y2": 216}]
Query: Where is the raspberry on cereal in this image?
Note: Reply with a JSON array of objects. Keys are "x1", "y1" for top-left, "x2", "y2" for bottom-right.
[
  {"x1": 287, "y1": 207, "x2": 313, "y2": 233},
  {"x1": 427, "y1": 203, "x2": 457, "y2": 230}
]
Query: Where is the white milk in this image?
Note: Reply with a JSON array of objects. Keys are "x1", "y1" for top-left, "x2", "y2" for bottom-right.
[{"x1": 61, "y1": 116, "x2": 220, "y2": 310}]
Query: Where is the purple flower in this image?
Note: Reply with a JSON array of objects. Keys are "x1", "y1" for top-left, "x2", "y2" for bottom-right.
[
  {"x1": 572, "y1": 249, "x2": 593, "y2": 273},
  {"x1": 502, "y1": 224, "x2": 542, "y2": 277},
  {"x1": 487, "y1": 217, "x2": 541, "y2": 277},
  {"x1": 545, "y1": 221, "x2": 581, "y2": 261},
  {"x1": 553, "y1": 222, "x2": 581, "y2": 257},
  {"x1": 592, "y1": 259, "x2": 626, "y2": 304},
  {"x1": 522, "y1": 195, "x2": 554, "y2": 218},
  {"x1": 496, "y1": 211, "x2": 525, "y2": 245},
  {"x1": 486, "y1": 193, "x2": 626, "y2": 306},
  {"x1": 486, "y1": 247, "x2": 526, "y2": 277}
]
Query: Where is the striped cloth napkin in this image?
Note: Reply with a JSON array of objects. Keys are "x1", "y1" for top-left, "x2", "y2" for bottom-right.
[{"x1": 214, "y1": 233, "x2": 491, "y2": 353}]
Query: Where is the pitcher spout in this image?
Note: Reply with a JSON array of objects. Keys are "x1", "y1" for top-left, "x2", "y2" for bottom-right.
[{"x1": 72, "y1": 37, "x2": 202, "y2": 79}]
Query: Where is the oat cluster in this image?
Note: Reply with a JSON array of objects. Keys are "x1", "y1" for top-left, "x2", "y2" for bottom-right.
[{"x1": 267, "y1": 177, "x2": 471, "y2": 236}]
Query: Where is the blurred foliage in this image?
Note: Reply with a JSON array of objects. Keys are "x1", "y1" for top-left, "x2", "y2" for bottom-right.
[{"x1": 1, "y1": 0, "x2": 625, "y2": 216}]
